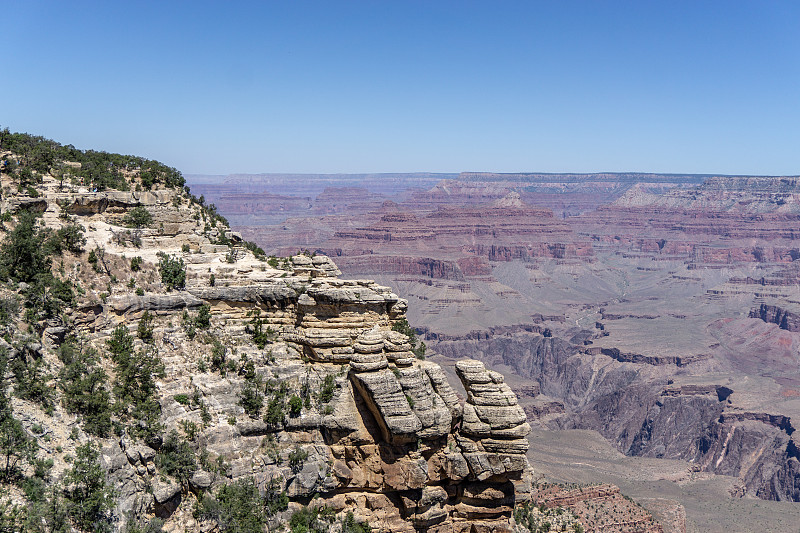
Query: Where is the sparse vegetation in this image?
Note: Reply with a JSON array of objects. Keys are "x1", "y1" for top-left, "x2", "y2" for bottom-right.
[
  {"x1": 194, "y1": 476, "x2": 287, "y2": 532},
  {"x1": 242, "y1": 240, "x2": 266, "y2": 260},
  {"x1": 289, "y1": 505, "x2": 336, "y2": 533},
  {"x1": 514, "y1": 502, "x2": 583, "y2": 533},
  {"x1": 62, "y1": 442, "x2": 116, "y2": 533},
  {"x1": 123, "y1": 206, "x2": 153, "y2": 229},
  {"x1": 58, "y1": 342, "x2": 114, "y2": 437},
  {"x1": 180, "y1": 419, "x2": 200, "y2": 441},
  {"x1": 392, "y1": 317, "x2": 426, "y2": 359},
  {"x1": 174, "y1": 393, "x2": 190, "y2": 405},
  {"x1": 318, "y1": 374, "x2": 336, "y2": 405},
  {"x1": 157, "y1": 252, "x2": 186, "y2": 291},
  {"x1": 245, "y1": 308, "x2": 274, "y2": 349},
  {"x1": 137, "y1": 310, "x2": 155, "y2": 343},
  {"x1": 155, "y1": 431, "x2": 197, "y2": 488}
]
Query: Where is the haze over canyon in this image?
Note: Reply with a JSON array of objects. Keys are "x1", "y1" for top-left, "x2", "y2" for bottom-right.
[{"x1": 189, "y1": 170, "x2": 800, "y2": 532}]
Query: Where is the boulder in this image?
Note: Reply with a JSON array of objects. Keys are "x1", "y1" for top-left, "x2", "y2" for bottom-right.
[
  {"x1": 190, "y1": 470, "x2": 213, "y2": 491},
  {"x1": 108, "y1": 293, "x2": 203, "y2": 314},
  {"x1": 351, "y1": 369, "x2": 422, "y2": 440},
  {"x1": 153, "y1": 479, "x2": 181, "y2": 504}
]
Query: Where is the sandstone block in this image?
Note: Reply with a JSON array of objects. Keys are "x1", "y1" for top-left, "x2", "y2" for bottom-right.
[
  {"x1": 467, "y1": 391, "x2": 518, "y2": 407},
  {"x1": 444, "y1": 451, "x2": 470, "y2": 480},
  {"x1": 350, "y1": 359, "x2": 389, "y2": 372},
  {"x1": 153, "y1": 479, "x2": 181, "y2": 504},
  {"x1": 474, "y1": 405, "x2": 527, "y2": 430},
  {"x1": 383, "y1": 456, "x2": 428, "y2": 490},
  {"x1": 134, "y1": 444, "x2": 157, "y2": 464},
  {"x1": 297, "y1": 293, "x2": 317, "y2": 306},
  {"x1": 462, "y1": 482, "x2": 513, "y2": 504},
  {"x1": 468, "y1": 383, "x2": 503, "y2": 394},
  {"x1": 397, "y1": 365, "x2": 452, "y2": 438},
  {"x1": 351, "y1": 369, "x2": 422, "y2": 439},
  {"x1": 423, "y1": 362, "x2": 463, "y2": 419},
  {"x1": 109, "y1": 293, "x2": 203, "y2": 314},
  {"x1": 190, "y1": 470, "x2": 212, "y2": 490},
  {"x1": 353, "y1": 341, "x2": 384, "y2": 354},
  {"x1": 455, "y1": 359, "x2": 493, "y2": 385},
  {"x1": 461, "y1": 404, "x2": 492, "y2": 437},
  {"x1": 480, "y1": 438, "x2": 529, "y2": 454},
  {"x1": 490, "y1": 422, "x2": 531, "y2": 439}
]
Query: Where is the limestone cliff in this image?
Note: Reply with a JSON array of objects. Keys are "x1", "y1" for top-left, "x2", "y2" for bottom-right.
[{"x1": 0, "y1": 142, "x2": 532, "y2": 532}]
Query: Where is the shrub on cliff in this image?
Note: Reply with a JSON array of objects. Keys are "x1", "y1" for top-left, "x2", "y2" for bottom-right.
[
  {"x1": 195, "y1": 304, "x2": 212, "y2": 329},
  {"x1": 49, "y1": 222, "x2": 87, "y2": 254},
  {"x1": 391, "y1": 317, "x2": 426, "y2": 359},
  {"x1": 123, "y1": 206, "x2": 153, "y2": 229},
  {"x1": 58, "y1": 342, "x2": 113, "y2": 437},
  {"x1": 0, "y1": 408, "x2": 36, "y2": 483},
  {"x1": 113, "y1": 346, "x2": 165, "y2": 441},
  {"x1": 288, "y1": 446, "x2": 308, "y2": 472},
  {"x1": 62, "y1": 442, "x2": 116, "y2": 533},
  {"x1": 0, "y1": 127, "x2": 186, "y2": 191},
  {"x1": 137, "y1": 310, "x2": 155, "y2": 343},
  {"x1": 107, "y1": 324, "x2": 165, "y2": 440},
  {"x1": 10, "y1": 345, "x2": 55, "y2": 413},
  {"x1": 289, "y1": 505, "x2": 335, "y2": 533},
  {"x1": 156, "y1": 431, "x2": 197, "y2": 488},
  {"x1": 242, "y1": 240, "x2": 266, "y2": 260},
  {"x1": 194, "y1": 477, "x2": 278, "y2": 533},
  {"x1": 0, "y1": 210, "x2": 51, "y2": 283},
  {"x1": 238, "y1": 377, "x2": 264, "y2": 418},
  {"x1": 157, "y1": 252, "x2": 186, "y2": 291},
  {"x1": 107, "y1": 324, "x2": 134, "y2": 358},
  {"x1": 246, "y1": 309, "x2": 274, "y2": 349},
  {"x1": 341, "y1": 511, "x2": 370, "y2": 533},
  {"x1": 0, "y1": 212, "x2": 76, "y2": 325},
  {"x1": 288, "y1": 394, "x2": 303, "y2": 417},
  {"x1": 124, "y1": 516, "x2": 165, "y2": 533},
  {"x1": 183, "y1": 304, "x2": 211, "y2": 337},
  {"x1": 23, "y1": 273, "x2": 74, "y2": 324},
  {"x1": 263, "y1": 396, "x2": 285, "y2": 426},
  {"x1": 0, "y1": 499, "x2": 27, "y2": 531}
]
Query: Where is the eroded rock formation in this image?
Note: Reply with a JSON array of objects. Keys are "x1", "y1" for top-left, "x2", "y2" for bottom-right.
[
  {"x1": 0, "y1": 156, "x2": 535, "y2": 532},
  {"x1": 142, "y1": 254, "x2": 535, "y2": 532}
]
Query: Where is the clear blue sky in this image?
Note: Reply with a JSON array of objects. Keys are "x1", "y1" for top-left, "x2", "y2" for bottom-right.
[{"x1": 4, "y1": 1, "x2": 799, "y2": 175}]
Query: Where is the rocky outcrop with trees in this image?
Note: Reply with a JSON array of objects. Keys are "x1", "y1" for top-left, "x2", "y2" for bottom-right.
[{"x1": 0, "y1": 130, "x2": 533, "y2": 532}]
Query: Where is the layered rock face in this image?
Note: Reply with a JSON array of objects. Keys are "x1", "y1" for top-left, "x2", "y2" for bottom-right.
[
  {"x1": 434, "y1": 328, "x2": 800, "y2": 503},
  {"x1": 212, "y1": 171, "x2": 800, "y2": 511},
  {"x1": 0, "y1": 161, "x2": 533, "y2": 532},
  {"x1": 149, "y1": 255, "x2": 535, "y2": 531},
  {"x1": 326, "y1": 196, "x2": 593, "y2": 267},
  {"x1": 750, "y1": 303, "x2": 800, "y2": 332},
  {"x1": 574, "y1": 178, "x2": 800, "y2": 266}
]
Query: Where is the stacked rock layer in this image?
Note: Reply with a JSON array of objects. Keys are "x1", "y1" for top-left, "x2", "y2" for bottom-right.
[{"x1": 0, "y1": 167, "x2": 533, "y2": 533}]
